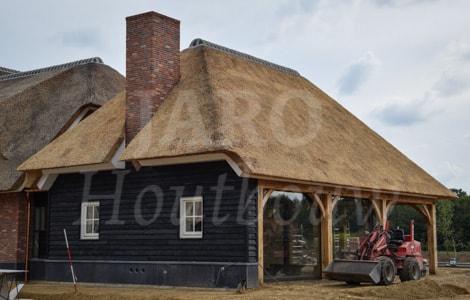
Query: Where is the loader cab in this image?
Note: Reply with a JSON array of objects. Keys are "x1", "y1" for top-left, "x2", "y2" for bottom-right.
[{"x1": 388, "y1": 228, "x2": 405, "y2": 251}]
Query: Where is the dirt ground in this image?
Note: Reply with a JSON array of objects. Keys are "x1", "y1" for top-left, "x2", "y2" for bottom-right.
[{"x1": 18, "y1": 267, "x2": 470, "y2": 300}]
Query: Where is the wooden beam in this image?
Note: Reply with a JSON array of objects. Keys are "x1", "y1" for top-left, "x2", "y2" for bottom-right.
[
  {"x1": 312, "y1": 193, "x2": 326, "y2": 219},
  {"x1": 426, "y1": 203, "x2": 438, "y2": 274},
  {"x1": 261, "y1": 189, "x2": 274, "y2": 209},
  {"x1": 370, "y1": 199, "x2": 383, "y2": 225},
  {"x1": 410, "y1": 204, "x2": 432, "y2": 224},
  {"x1": 257, "y1": 179, "x2": 437, "y2": 204},
  {"x1": 320, "y1": 194, "x2": 333, "y2": 277}
]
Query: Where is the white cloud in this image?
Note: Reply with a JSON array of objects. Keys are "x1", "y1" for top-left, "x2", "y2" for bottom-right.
[
  {"x1": 372, "y1": 98, "x2": 435, "y2": 126},
  {"x1": 337, "y1": 51, "x2": 380, "y2": 95}
]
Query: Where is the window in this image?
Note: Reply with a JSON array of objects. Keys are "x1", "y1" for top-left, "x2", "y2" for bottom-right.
[
  {"x1": 81, "y1": 201, "x2": 100, "y2": 239},
  {"x1": 180, "y1": 196, "x2": 203, "y2": 238}
]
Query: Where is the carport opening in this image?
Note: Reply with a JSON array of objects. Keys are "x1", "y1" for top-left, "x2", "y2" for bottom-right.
[
  {"x1": 332, "y1": 197, "x2": 377, "y2": 259},
  {"x1": 263, "y1": 191, "x2": 322, "y2": 280}
]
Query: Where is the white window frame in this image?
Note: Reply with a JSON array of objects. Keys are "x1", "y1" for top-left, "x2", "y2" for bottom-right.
[
  {"x1": 81, "y1": 201, "x2": 100, "y2": 240},
  {"x1": 179, "y1": 196, "x2": 203, "y2": 239}
]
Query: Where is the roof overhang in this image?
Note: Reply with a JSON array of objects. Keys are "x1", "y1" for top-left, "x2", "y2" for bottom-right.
[
  {"x1": 136, "y1": 153, "x2": 245, "y2": 177},
  {"x1": 34, "y1": 141, "x2": 126, "y2": 190}
]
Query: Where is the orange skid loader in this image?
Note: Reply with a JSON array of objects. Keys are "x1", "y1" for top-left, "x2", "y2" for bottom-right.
[{"x1": 324, "y1": 220, "x2": 426, "y2": 285}]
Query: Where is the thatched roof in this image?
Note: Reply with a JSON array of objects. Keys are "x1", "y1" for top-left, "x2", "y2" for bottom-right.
[
  {"x1": 1, "y1": 59, "x2": 125, "y2": 191},
  {"x1": 121, "y1": 42, "x2": 455, "y2": 199},
  {"x1": 17, "y1": 92, "x2": 125, "y2": 172},
  {"x1": 18, "y1": 42, "x2": 455, "y2": 199},
  {"x1": 0, "y1": 66, "x2": 20, "y2": 76}
]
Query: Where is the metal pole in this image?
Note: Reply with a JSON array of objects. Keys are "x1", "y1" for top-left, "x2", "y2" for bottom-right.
[{"x1": 63, "y1": 229, "x2": 77, "y2": 293}]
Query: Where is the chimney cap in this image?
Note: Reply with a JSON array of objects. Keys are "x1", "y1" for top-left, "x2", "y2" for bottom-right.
[{"x1": 126, "y1": 11, "x2": 180, "y2": 24}]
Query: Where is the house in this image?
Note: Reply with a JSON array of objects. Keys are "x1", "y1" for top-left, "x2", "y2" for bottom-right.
[
  {"x1": 18, "y1": 11, "x2": 456, "y2": 288},
  {"x1": 0, "y1": 58, "x2": 125, "y2": 271}
]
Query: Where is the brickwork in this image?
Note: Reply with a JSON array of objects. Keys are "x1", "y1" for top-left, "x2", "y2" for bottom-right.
[
  {"x1": 125, "y1": 11, "x2": 181, "y2": 144},
  {"x1": 0, "y1": 193, "x2": 28, "y2": 264}
]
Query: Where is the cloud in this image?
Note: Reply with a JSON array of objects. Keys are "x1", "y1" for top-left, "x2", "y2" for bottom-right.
[
  {"x1": 433, "y1": 40, "x2": 470, "y2": 96},
  {"x1": 434, "y1": 70, "x2": 469, "y2": 97},
  {"x1": 337, "y1": 51, "x2": 379, "y2": 95},
  {"x1": 439, "y1": 39, "x2": 470, "y2": 63},
  {"x1": 434, "y1": 161, "x2": 463, "y2": 189},
  {"x1": 373, "y1": 99, "x2": 432, "y2": 126}
]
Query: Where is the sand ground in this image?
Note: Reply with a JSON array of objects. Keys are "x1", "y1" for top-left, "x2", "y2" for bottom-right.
[{"x1": 18, "y1": 267, "x2": 470, "y2": 300}]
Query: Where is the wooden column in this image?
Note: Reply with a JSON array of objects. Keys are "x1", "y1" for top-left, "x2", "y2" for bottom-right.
[
  {"x1": 426, "y1": 203, "x2": 438, "y2": 274},
  {"x1": 411, "y1": 202, "x2": 437, "y2": 275},
  {"x1": 320, "y1": 193, "x2": 333, "y2": 276},
  {"x1": 257, "y1": 188, "x2": 274, "y2": 283}
]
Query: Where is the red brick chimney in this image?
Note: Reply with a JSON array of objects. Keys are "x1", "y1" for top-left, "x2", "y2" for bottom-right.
[{"x1": 125, "y1": 11, "x2": 180, "y2": 144}]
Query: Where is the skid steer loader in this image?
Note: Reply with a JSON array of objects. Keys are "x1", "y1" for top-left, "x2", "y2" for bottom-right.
[{"x1": 324, "y1": 220, "x2": 426, "y2": 285}]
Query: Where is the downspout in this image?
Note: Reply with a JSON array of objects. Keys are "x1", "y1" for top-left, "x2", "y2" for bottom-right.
[{"x1": 25, "y1": 191, "x2": 31, "y2": 282}]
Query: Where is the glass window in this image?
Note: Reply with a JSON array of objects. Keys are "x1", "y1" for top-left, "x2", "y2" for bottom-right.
[
  {"x1": 180, "y1": 196, "x2": 203, "y2": 238},
  {"x1": 263, "y1": 191, "x2": 322, "y2": 279},
  {"x1": 332, "y1": 197, "x2": 376, "y2": 259},
  {"x1": 81, "y1": 201, "x2": 100, "y2": 239}
]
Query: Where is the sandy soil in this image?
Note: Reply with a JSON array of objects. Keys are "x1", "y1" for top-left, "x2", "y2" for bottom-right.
[{"x1": 18, "y1": 267, "x2": 470, "y2": 300}]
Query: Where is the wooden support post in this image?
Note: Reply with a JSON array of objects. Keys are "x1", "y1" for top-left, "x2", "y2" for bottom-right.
[
  {"x1": 320, "y1": 193, "x2": 333, "y2": 277},
  {"x1": 426, "y1": 203, "x2": 438, "y2": 274},
  {"x1": 257, "y1": 187, "x2": 275, "y2": 284}
]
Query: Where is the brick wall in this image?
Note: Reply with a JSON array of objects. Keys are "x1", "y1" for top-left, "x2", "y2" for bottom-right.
[
  {"x1": 0, "y1": 192, "x2": 28, "y2": 264},
  {"x1": 125, "y1": 11, "x2": 181, "y2": 144}
]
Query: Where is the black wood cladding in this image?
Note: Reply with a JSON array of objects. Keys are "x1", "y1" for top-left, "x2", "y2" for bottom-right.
[{"x1": 47, "y1": 161, "x2": 258, "y2": 263}]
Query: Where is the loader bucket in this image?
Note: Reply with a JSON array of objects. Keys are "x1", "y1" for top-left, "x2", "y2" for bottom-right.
[{"x1": 324, "y1": 259, "x2": 382, "y2": 284}]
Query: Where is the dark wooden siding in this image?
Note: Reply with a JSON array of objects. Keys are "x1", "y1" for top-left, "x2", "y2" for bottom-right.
[{"x1": 47, "y1": 161, "x2": 258, "y2": 263}]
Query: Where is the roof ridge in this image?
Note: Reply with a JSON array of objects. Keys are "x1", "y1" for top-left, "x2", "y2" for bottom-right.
[
  {"x1": 0, "y1": 57, "x2": 104, "y2": 81},
  {"x1": 188, "y1": 38, "x2": 300, "y2": 76},
  {"x1": 0, "y1": 66, "x2": 20, "y2": 74}
]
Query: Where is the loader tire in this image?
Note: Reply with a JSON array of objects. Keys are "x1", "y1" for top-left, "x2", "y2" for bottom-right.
[
  {"x1": 400, "y1": 257, "x2": 421, "y2": 282},
  {"x1": 377, "y1": 256, "x2": 395, "y2": 285}
]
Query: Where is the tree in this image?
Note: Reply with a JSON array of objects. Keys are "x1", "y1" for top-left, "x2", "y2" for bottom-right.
[
  {"x1": 450, "y1": 189, "x2": 470, "y2": 251},
  {"x1": 436, "y1": 199, "x2": 455, "y2": 254}
]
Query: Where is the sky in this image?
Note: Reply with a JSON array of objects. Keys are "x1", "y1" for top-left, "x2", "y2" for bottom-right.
[{"x1": 1, "y1": 0, "x2": 469, "y2": 193}]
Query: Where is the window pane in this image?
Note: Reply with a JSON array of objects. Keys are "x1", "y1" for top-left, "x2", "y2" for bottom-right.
[
  {"x1": 93, "y1": 220, "x2": 99, "y2": 233},
  {"x1": 186, "y1": 218, "x2": 194, "y2": 232},
  {"x1": 195, "y1": 201, "x2": 202, "y2": 216},
  {"x1": 87, "y1": 206, "x2": 94, "y2": 218},
  {"x1": 194, "y1": 217, "x2": 202, "y2": 232},
  {"x1": 93, "y1": 205, "x2": 99, "y2": 219},
  {"x1": 86, "y1": 220, "x2": 93, "y2": 234},
  {"x1": 186, "y1": 202, "x2": 193, "y2": 216}
]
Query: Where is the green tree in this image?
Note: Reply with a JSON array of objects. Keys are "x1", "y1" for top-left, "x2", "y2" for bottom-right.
[
  {"x1": 450, "y1": 189, "x2": 470, "y2": 251},
  {"x1": 436, "y1": 199, "x2": 455, "y2": 254}
]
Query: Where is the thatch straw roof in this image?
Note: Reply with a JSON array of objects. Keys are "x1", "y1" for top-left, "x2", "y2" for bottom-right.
[
  {"x1": 17, "y1": 92, "x2": 125, "y2": 172},
  {"x1": 18, "y1": 42, "x2": 455, "y2": 199},
  {"x1": 0, "y1": 66, "x2": 20, "y2": 76},
  {"x1": 1, "y1": 60, "x2": 124, "y2": 191},
  {"x1": 121, "y1": 43, "x2": 455, "y2": 199}
]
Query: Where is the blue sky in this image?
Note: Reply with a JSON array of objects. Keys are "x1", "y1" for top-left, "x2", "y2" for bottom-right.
[{"x1": 1, "y1": 0, "x2": 469, "y2": 192}]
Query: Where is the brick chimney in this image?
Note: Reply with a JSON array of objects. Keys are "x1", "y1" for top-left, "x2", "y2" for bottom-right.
[{"x1": 125, "y1": 11, "x2": 180, "y2": 144}]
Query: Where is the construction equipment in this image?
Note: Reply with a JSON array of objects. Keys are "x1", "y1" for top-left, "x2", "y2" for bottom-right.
[{"x1": 324, "y1": 220, "x2": 426, "y2": 285}]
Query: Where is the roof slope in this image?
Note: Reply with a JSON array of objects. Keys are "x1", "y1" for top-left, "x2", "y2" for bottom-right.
[
  {"x1": 1, "y1": 61, "x2": 125, "y2": 191},
  {"x1": 18, "y1": 43, "x2": 454, "y2": 199},
  {"x1": 17, "y1": 92, "x2": 125, "y2": 171},
  {"x1": 121, "y1": 44, "x2": 454, "y2": 199}
]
